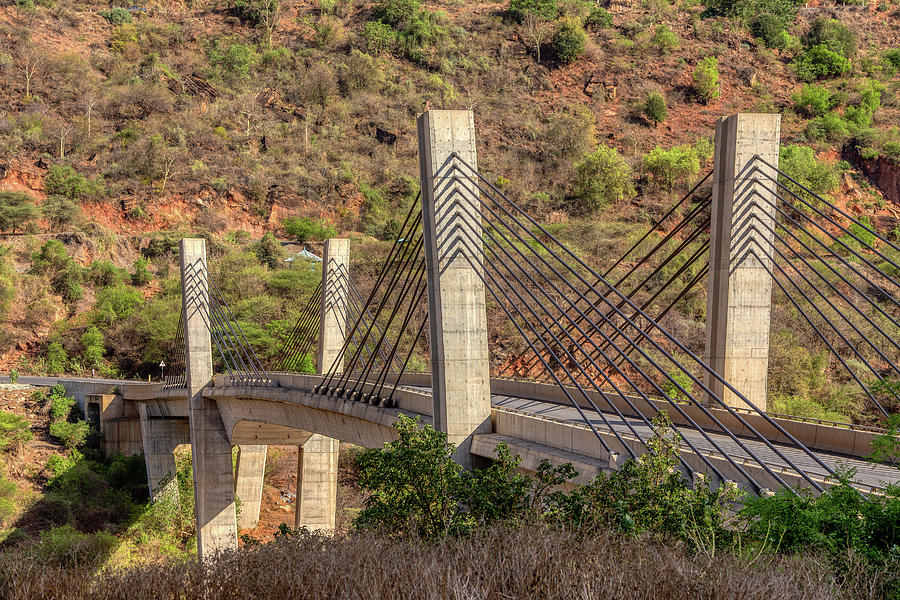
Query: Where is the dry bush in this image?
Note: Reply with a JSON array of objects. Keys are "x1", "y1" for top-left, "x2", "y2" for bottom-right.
[{"x1": 0, "y1": 526, "x2": 848, "y2": 600}]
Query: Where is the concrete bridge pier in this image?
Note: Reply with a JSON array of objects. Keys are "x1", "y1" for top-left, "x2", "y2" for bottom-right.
[
  {"x1": 418, "y1": 110, "x2": 492, "y2": 467},
  {"x1": 233, "y1": 445, "x2": 266, "y2": 529},
  {"x1": 293, "y1": 237, "x2": 347, "y2": 533},
  {"x1": 139, "y1": 404, "x2": 189, "y2": 499},
  {"x1": 703, "y1": 113, "x2": 781, "y2": 411},
  {"x1": 181, "y1": 238, "x2": 238, "y2": 558}
]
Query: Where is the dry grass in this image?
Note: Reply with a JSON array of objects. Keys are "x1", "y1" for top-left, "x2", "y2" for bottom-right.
[{"x1": 0, "y1": 525, "x2": 853, "y2": 600}]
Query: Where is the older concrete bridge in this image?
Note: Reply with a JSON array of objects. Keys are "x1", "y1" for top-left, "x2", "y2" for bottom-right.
[{"x1": 16, "y1": 111, "x2": 900, "y2": 559}]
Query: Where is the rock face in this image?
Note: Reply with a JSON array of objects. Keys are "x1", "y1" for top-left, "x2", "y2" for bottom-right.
[{"x1": 843, "y1": 143, "x2": 900, "y2": 205}]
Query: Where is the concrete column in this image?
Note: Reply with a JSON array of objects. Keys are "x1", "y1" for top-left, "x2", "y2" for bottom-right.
[
  {"x1": 180, "y1": 238, "x2": 238, "y2": 558},
  {"x1": 703, "y1": 114, "x2": 781, "y2": 411},
  {"x1": 138, "y1": 404, "x2": 190, "y2": 499},
  {"x1": 294, "y1": 434, "x2": 339, "y2": 532},
  {"x1": 418, "y1": 109, "x2": 491, "y2": 467},
  {"x1": 317, "y1": 238, "x2": 350, "y2": 375},
  {"x1": 233, "y1": 445, "x2": 266, "y2": 530}
]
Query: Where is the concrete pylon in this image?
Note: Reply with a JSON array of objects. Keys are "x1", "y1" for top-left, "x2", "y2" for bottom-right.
[
  {"x1": 294, "y1": 434, "x2": 339, "y2": 532},
  {"x1": 703, "y1": 114, "x2": 781, "y2": 411},
  {"x1": 292, "y1": 237, "x2": 346, "y2": 533},
  {"x1": 180, "y1": 238, "x2": 238, "y2": 558},
  {"x1": 417, "y1": 110, "x2": 491, "y2": 467},
  {"x1": 317, "y1": 238, "x2": 350, "y2": 375},
  {"x1": 138, "y1": 404, "x2": 190, "y2": 500},
  {"x1": 233, "y1": 445, "x2": 266, "y2": 530}
]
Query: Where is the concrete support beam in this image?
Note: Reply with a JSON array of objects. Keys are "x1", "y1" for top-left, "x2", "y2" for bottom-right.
[
  {"x1": 703, "y1": 114, "x2": 781, "y2": 411},
  {"x1": 418, "y1": 110, "x2": 491, "y2": 467},
  {"x1": 233, "y1": 445, "x2": 267, "y2": 530},
  {"x1": 180, "y1": 238, "x2": 238, "y2": 558},
  {"x1": 138, "y1": 404, "x2": 189, "y2": 499},
  {"x1": 317, "y1": 238, "x2": 351, "y2": 375},
  {"x1": 294, "y1": 434, "x2": 339, "y2": 532}
]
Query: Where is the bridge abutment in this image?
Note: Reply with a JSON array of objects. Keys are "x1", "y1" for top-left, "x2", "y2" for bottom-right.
[
  {"x1": 180, "y1": 238, "x2": 238, "y2": 558},
  {"x1": 138, "y1": 404, "x2": 189, "y2": 500},
  {"x1": 418, "y1": 110, "x2": 492, "y2": 467},
  {"x1": 703, "y1": 113, "x2": 781, "y2": 411}
]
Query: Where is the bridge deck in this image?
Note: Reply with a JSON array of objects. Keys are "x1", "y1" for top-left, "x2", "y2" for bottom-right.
[{"x1": 491, "y1": 394, "x2": 899, "y2": 491}]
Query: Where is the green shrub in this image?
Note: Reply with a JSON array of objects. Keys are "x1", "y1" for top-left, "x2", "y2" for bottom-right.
[
  {"x1": 49, "y1": 421, "x2": 90, "y2": 450},
  {"x1": 650, "y1": 24, "x2": 679, "y2": 54},
  {"x1": 885, "y1": 48, "x2": 900, "y2": 70},
  {"x1": 208, "y1": 41, "x2": 259, "y2": 80},
  {"x1": 0, "y1": 192, "x2": 39, "y2": 233},
  {"x1": 228, "y1": 0, "x2": 278, "y2": 26},
  {"x1": 87, "y1": 260, "x2": 125, "y2": 288},
  {"x1": 779, "y1": 144, "x2": 839, "y2": 197},
  {"x1": 373, "y1": 0, "x2": 421, "y2": 26},
  {"x1": 8, "y1": 370, "x2": 17, "y2": 384},
  {"x1": 642, "y1": 144, "x2": 701, "y2": 190},
  {"x1": 703, "y1": 0, "x2": 797, "y2": 26},
  {"x1": 0, "y1": 411, "x2": 32, "y2": 454},
  {"x1": 98, "y1": 7, "x2": 132, "y2": 24},
  {"x1": 44, "y1": 165, "x2": 101, "y2": 201},
  {"x1": 794, "y1": 44, "x2": 852, "y2": 81},
  {"x1": 36, "y1": 525, "x2": 117, "y2": 567},
  {"x1": 551, "y1": 19, "x2": 586, "y2": 64},
  {"x1": 643, "y1": 91, "x2": 668, "y2": 126},
  {"x1": 42, "y1": 195, "x2": 81, "y2": 230},
  {"x1": 792, "y1": 84, "x2": 832, "y2": 117},
  {"x1": 283, "y1": 217, "x2": 336, "y2": 244},
  {"x1": 749, "y1": 13, "x2": 785, "y2": 48},
  {"x1": 80, "y1": 326, "x2": 105, "y2": 369},
  {"x1": 804, "y1": 17, "x2": 857, "y2": 57},
  {"x1": 363, "y1": 20, "x2": 394, "y2": 54},
  {"x1": 573, "y1": 145, "x2": 636, "y2": 212},
  {"x1": 92, "y1": 285, "x2": 142, "y2": 326},
  {"x1": 45, "y1": 341, "x2": 68, "y2": 375},
  {"x1": 48, "y1": 393, "x2": 75, "y2": 423},
  {"x1": 509, "y1": 0, "x2": 558, "y2": 21},
  {"x1": 253, "y1": 232, "x2": 284, "y2": 269},
  {"x1": 692, "y1": 56, "x2": 720, "y2": 103},
  {"x1": 131, "y1": 258, "x2": 152, "y2": 286},
  {"x1": 584, "y1": 6, "x2": 611, "y2": 30}
]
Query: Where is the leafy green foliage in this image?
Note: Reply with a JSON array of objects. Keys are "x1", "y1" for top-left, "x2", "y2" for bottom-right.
[
  {"x1": 584, "y1": 6, "x2": 611, "y2": 30},
  {"x1": 0, "y1": 247, "x2": 15, "y2": 322},
  {"x1": 253, "y1": 232, "x2": 284, "y2": 269},
  {"x1": 46, "y1": 341, "x2": 68, "y2": 375},
  {"x1": 92, "y1": 285, "x2": 142, "y2": 326},
  {"x1": 87, "y1": 260, "x2": 126, "y2": 288},
  {"x1": 34, "y1": 525, "x2": 117, "y2": 567},
  {"x1": 283, "y1": 217, "x2": 336, "y2": 244},
  {"x1": 643, "y1": 91, "x2": 668, "y2": 126},
  {"x1": 98, "y1": 7, "x2": 132, "y2": 24},
  {"x1": 44, "y1": 165, "x2": 102, "y2": 201},
  {"x1": 0, "y1": 411, "x2": 31, "y2": 454},
  {"x1": 573, "y1": 145, "x2": 635, "y2": 212},
  {"x1": 642, "y1": 144, "x2": 701, "y2": 190},
  {"x1": 650, "y1": 24, "x2": 679, "y2": 55},
  {"x1": 508, "y1": 0, "x2": 558, "y2": 21},
  {"x1": 793, "y1": 84, "x2": 832, "y2": 117},
  {"x1": 80, "y1": 326, "x2": 105, "y2": 369},
  {"x1": 372, "y1": 0, "x2": 421, "y2": 26},
  {"x1": 131, "y1": 258, "x2": 152, "y2": 286},
  {"x1": 692, "y1": 57, "x2": 720, "y2": 103},
  {"x1": 551, "y1": 19, "x2": 586, "y2": 64},
  {"x1": 868, "y1": 412, "x2": 899, "y2": 468},
  {"x1": 804, "y1": 17, "x2": 857, "y2": 58},
  {"x1": 31, "y1": 239, "x2": 83, "y2": 304},
  {"x1": 207, "y1": 40, "x2": 259, "y2": 81},
  {"x1": 42, "y1": 195, "x2": 81, "y2": 230},
  {"x1": 49, "y1": 421, "x2": 90, "y2": 450},
  {"x1": 0, "y1": 191, "x2": 39, "y2": 233},
  {"x1": 703, "y1": 0, "x2": 799, "y2": 26},
  {"x1": 363, "y1": 20, "x2": 394, "y2": 54},
  {"x1": 794, "y1": 45, "x2": 852, "y2": 81},
  {"x1": 48, "y1": 390, "x2": 75, "y2": 423},
  {"x1": 749, "y1": 13, "x2": 786, "y2": 48},
  {"x1": 778, "y1": 144, "x2": 839, "y2": 197},
  {"x1": 228, "y1": 0, "x2": 277, "y2": 26}
]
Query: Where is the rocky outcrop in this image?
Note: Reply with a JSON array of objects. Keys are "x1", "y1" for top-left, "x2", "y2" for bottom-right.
[{"x1": 843, "y1": 143, "x2": 900, "y2": 206}]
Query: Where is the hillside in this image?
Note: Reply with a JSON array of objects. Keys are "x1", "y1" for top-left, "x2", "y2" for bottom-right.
[{"x1": 0, "y1": 0, "x2": 898, "y2": 424}]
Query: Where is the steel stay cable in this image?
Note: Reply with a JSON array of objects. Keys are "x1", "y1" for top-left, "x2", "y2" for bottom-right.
[
  {"x1": 333, "y1": 230, "x2": 424, "y2": 387},
  {"x1": 348, "y1": 277, "x2": 405, "y2": 371},
  {"x1": 279, "y1": 292, "x2": 322, "y2": 372},
  {"x1": 452, "y1": 191, "x2": 769, "y2": 489},
  {"x1": 451, "y1": 157, "x2": 835, "y2": 489},
  {"x1": 734, "y1": 191, "x2": 900, "y2": 357},
  {"x1": 206, "y1": 292, "x2": 257, "y2": 382},
  {"x1": 387, "y1": 314, "x2": 429, "y2": 406},
  {"x1": 183, "y1": 266, "x2": 239, "y2": 383},
  {"x1": 206, "y1": 275, "x2": 268, "y2": 382},
  {"x1": 207, "y1": 289, "x2": 263, "y2": 382},
  {"x1": 346, "y1": 248, "x2": 427, "y2": 399},
  {"x1": 274, "y1": 289, "x2": 321, "y2": 372},
  {"x1": 331, "y1": 277, "x2": 387, "y2": 375},
  {"x1": 754, "y1": 155, "x2": 900, "y2": 263},
  {"x1": 734, "y1": 213, "x2": 898, "y2": 415},
  {"x1": 371, "y1": 267, "x2": 429, "y2": 402},
  {"x1": 749, "y1": 180, "x2": 900, "y2": 320},
  {"x1": 317, "y1": 204, "x2": 422, "y2": 392},
  {"x1": 753, "y1": 167, "x2": 900, "y2": 285},
  {"x1": 274, "y1": 280, "x2": 322, "y2": 371}
]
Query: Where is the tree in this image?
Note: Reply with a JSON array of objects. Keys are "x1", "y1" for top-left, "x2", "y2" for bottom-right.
[
  {"x1": 0, "y1": 192, "x2": 39, "y2": 233},
  {"x1": 508, "y1": 0, "x2": 557, "y2": 22},
  {"x1": 42, "y1": 195, "x2": 81, "y2": 231},
  {"x1": 21, "y1": 49, "x2": 39, "y2": 100},
  {"x1": 642, "y1": 145, "x2": 701, "y2": 190},
  {"x1": 552, "y1": 19, "x2": 586, "y2": 64},
  {"x1": 520, "y1": 13, "x2": 551, "y2": 63},
  {"x1": 573, "y1": 145, "x2": 636, "y2": 212},
  {"x1": 81, "y1": 326, "x2": 105, "y2": 368},
  {"x1": 643, "y1": 91, "x2": 668, "y2": 127},
  {"x1": 692, "y1": 57, "x2": 720, "y2": 104}
]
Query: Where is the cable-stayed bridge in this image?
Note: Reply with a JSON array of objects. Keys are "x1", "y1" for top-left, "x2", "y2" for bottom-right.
[{"x1": 22, "y1": 111, "x2": 900, "y2": 559}]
